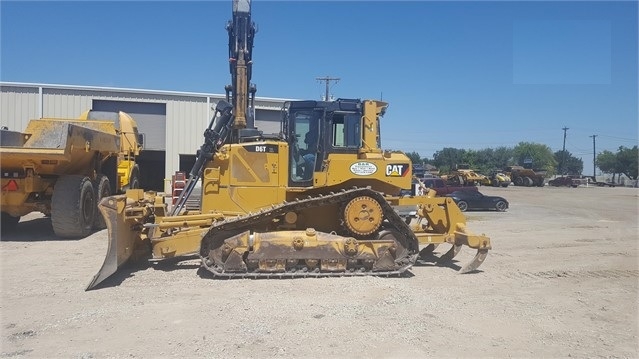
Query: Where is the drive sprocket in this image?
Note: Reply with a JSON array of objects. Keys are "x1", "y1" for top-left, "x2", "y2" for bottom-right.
[{"x1": 342, "y1": 195, "x2": 384, "y2": 236}]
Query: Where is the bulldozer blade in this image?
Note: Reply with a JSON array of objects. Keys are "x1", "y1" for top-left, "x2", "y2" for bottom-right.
[
  {"x1": 86, "y1": 195, "x2": 136, "y2": 290},
  {"x1": 458, "y1": 249, "x2": 488, "y2": 273}
]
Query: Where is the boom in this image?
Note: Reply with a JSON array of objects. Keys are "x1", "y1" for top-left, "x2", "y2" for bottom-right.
[
  {"x1": 172, "y1": 0, "x2": 257, "y2": 214},
  {"x1": 225, "y1": 0, "x2": 257, "y2": 131}
]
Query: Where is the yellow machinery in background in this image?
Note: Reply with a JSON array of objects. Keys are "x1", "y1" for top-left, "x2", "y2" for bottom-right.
[
  {"x1": 86, "y1": 0, "x2": 491, "y2": 290},
  {"x1": 504, "y1": 165, "x2": 546, "y2": 187},
  {"x1": 482, "y1": 171, "x2": 511, "y2": 187},
  {"x1": 78, "y1": 111, "x2": 143, "y2": 191},
  {"x1": 441, "y1": 165, "x2": 487, "y2": 186},
  {"x1": 0, "y1": 111, "x2": 142, "y2": 238}
]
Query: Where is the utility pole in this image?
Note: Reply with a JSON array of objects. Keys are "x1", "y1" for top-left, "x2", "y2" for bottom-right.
[
  {"x1": 316, "y1": 76, "x2": 340, "y2": 101},
  {"x1": 590, "y1": 134, "x2": 597, "y2": 179},
  {"x1": 560, "y1": 126, "x2": 569, "y2": 174}
]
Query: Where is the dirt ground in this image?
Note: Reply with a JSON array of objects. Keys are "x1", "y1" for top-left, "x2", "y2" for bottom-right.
[{"x1": 1, "y1": 185, "x2": 637, "y2": 358}]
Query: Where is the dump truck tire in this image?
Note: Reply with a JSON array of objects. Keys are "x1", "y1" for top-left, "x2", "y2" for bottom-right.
[
  {"x1": 1, "y1": 212, "x2": 20, "y2": 233},
  {"x1": 523, "y1": 177, "x2": 533, "y2": 186},
  {"x1": 93, "y1": 175, "x2": 111, "y2": 230},
  {"x1": 51, "y1": 175, "x2": 95, "y2": 238},
  {"x1": 514, "y1": 177, "x2": 523, "y2": 186}
]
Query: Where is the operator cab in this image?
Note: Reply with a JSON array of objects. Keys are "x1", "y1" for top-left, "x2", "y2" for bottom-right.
[{"x1": 282, "y1": 99, "x2": 365, "y2": 187}]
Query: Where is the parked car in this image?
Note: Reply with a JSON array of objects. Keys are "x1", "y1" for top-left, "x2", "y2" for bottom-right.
[
  {"x1": 548, "y1": 176, "x2": 587, "y2": 188},
  {"x1": 445, "y1": 190, "x2": 509, "y2": 212},
  {"x1": 400, "y1": 177, "x2": 478, "y2": 197}
]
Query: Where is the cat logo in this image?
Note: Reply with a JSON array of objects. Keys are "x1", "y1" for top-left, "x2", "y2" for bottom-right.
[{"x1": 385, "y1": 164, "x2": 409, "y2": 177}]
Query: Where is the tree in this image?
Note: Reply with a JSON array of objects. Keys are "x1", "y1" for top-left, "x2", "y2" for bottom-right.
[
  {"x1": 473, "y1": 148, "x2": 494, "y2": 174},
  {"x1": 493, "y1": 146, "x2": 515, "y2": 169},
  {"x1": 471, "y1": 147, "x2": 515, "y2": 173},
  {"x1": 616, "y1": 146, "x2": 638, "y2": 180},
  {"x1": 554, "y1": 150, "x2": 583, "y2": 175},
  {"x1": 513, "y1": 142, "x2": 556, "y2": 173},
  {"x1": 405, "y1": 151, "x2": 423, "y2": 164},
  {"x1": 595, "y1": 147, "x2": 637, "y2": 181},
  {"x1": 596, "y1": 150, "x2": 618, "y2": 180},
  {"x1": 432, "y1": 147, "x2": 467, "y2": 173}
]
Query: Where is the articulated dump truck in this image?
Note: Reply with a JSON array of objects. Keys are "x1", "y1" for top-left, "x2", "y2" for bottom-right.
[
  {"x1": 0, "y1": 111, "x2": 142, "y2": 238},
  {"x1": 86, "y1": 0, "x2": 491, "y2": 290}
]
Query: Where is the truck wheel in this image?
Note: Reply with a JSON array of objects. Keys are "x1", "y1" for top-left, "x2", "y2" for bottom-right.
[
  {"x1": 523, "y1": 177, "x2": 533, "y2": 186},
  {"x1": 93, "y1": 175, "x2": 111, "y2": 230},
  {"x1": 514, "y1": 177, "x2": 523, "y2": 186},
  {"x1": 491, "y1": 179, "x2": 499, "y2": 187},
  {"x1": 123, "y1": 165, "x2": 140, "y2": 191},
  {"x1": 1, "y1": 212, "x2": 20, "y2": 233},
  {"x1": 51, "y1": 175, "x2": 95, "y2": 238},
  {"x1": 456, "y1": 201, "x2": 468, "y2": 212}
]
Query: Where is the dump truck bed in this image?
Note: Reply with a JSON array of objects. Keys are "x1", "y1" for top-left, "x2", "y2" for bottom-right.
[{"x1": 0, "y1": 119, "x2": 120, "y2": 176}]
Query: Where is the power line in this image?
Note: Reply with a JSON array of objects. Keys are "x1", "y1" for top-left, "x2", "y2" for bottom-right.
[{"x1": 596, "y1": 134, "x2": 638, "y2": 143}]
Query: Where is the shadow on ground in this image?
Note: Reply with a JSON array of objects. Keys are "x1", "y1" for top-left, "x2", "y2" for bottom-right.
[{"x1": 87, "y1": 255, "x2": 201, "y2": 290}]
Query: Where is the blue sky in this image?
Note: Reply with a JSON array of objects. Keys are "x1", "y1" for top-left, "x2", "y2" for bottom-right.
[{"x1": 1, "y1": 1, "x2": 637, "y2": 176}]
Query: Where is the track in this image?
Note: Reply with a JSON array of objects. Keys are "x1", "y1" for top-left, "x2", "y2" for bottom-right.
[{"x1": 199, "y1": 187, "x2": 420, "y2": 277}]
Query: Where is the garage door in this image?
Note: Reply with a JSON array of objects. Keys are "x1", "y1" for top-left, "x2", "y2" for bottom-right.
[{"x1": 92, "y1": 100, "x2": 166, "y2": 151}]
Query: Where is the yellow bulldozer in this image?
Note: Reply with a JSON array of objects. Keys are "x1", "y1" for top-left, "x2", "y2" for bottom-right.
[
  {"x1": 0, "y1": 111, "x2": 143, "y2": 238},
  {"x1": 441, "y1": 164, "x2": 487, "y2": 186},
  {"x1": 480, "y1": 171, "x2": 511, "y2": 187},
  {"x1": 90, "y1": 99, "x2": 491, "y2": 289},
  {"x1": 86, "y1": 0, "x2": 491, "y2": 290}
]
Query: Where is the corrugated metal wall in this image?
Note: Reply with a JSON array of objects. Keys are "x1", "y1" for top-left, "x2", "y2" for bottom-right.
[
  {"x1": 42, "y1": 87, "x2": 93, "y2": 118},
  {"x1": 0, "y1": 85, "x2": 40, "y2": 130},
  {"x1": 166, "y1": 95, "x2": 210, "y2": 179},
  {"x1": 1, "y1": 82, "x2": 286, "y2": 192}
]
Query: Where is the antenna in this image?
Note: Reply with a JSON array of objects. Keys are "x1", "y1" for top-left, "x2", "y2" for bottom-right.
[{"x1": 316, "y1": 76, "x2": 340, "y2": 100}]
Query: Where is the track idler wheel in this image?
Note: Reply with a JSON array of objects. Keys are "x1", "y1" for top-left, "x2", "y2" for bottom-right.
[{"x1": 343, "y1": 196, "x2": 383, "y2": 236}]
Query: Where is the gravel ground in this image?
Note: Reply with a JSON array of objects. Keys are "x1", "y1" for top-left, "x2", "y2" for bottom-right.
[{"x1": 1, "y1": 185, "x2": 638, "y2": 358}]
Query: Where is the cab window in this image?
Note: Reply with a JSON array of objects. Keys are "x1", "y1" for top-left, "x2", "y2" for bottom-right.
[{"x1": 331, "y1": 112, "x2": 360, "y2": 148}]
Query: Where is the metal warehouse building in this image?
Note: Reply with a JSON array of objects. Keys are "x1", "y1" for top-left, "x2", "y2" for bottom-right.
[{"x1": 0, "y1": 82, "x2": 288, "y2": 192}]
